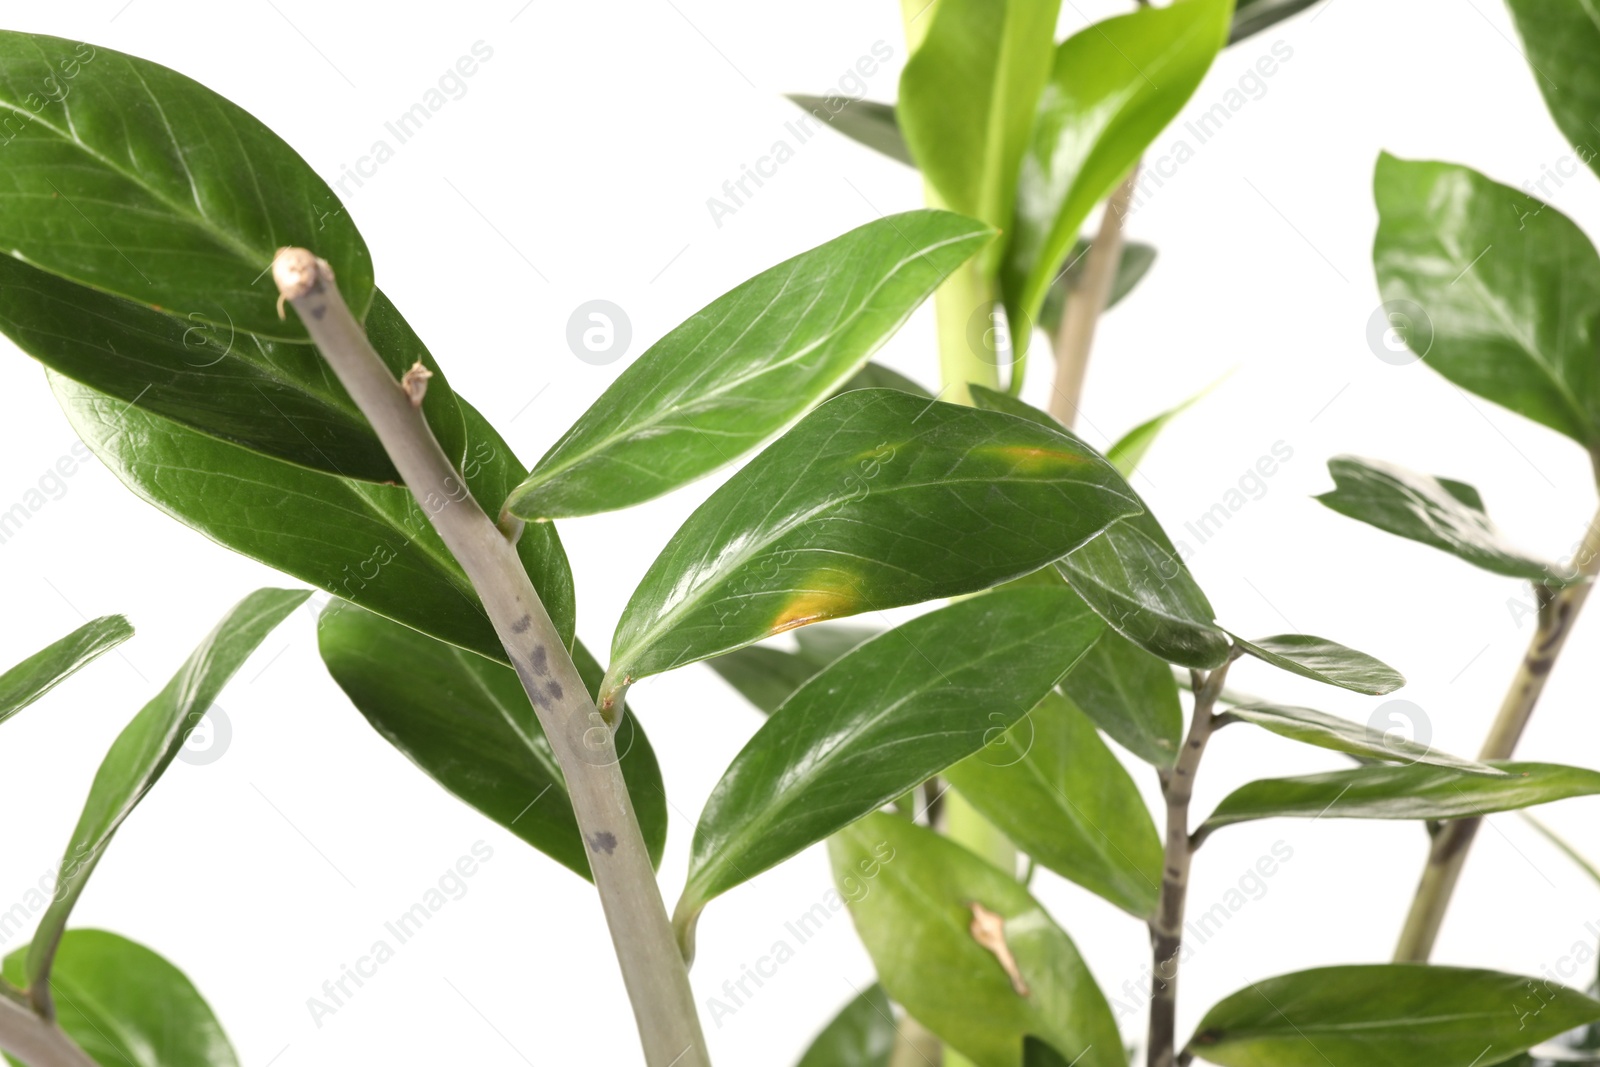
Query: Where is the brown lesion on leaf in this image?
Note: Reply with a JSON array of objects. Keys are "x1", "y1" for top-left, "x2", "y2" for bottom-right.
[
  {"x1": 968, "y1": 901, "x2": 1029, "y2": 996},
  {"x1": 767, "y1": 578, "x2": 859, "y2": 636}
]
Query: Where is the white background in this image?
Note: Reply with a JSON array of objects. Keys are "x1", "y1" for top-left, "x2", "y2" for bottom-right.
[{"x1": 0, "y1": 0, "x2": 1597, "y2": 1063}]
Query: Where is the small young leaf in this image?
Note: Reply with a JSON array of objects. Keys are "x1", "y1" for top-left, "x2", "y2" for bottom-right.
[
  {"x1": 4, "y1": 930, "x2": 239, "y2": 1067},
  {"x1": 51, "y1": 372, "x2": 576, "y2": 664},
  {"x1": 1505, "y1": 0, "x2": 1600, "y2": 184},
  {"x1": 1229, "y1": 633, "x2": 1404, "y2": 695},
  {"x1": 1374, "y1": 154, "x2": 1600, "y2": 448},
  {"x1": 831, "y1": 814, "x2": 1124, "y2": 1067},
  {"x1": 1223, "y1": 703, "x2": 1498, "y2": 774},
  {"x1": 785, "y1": 96, "x2": 912, "y2": 167},
  {"x1": 1316, "y1": 455, "x2": 1566, "y2": 584},
  {"x1": 506, "y1": 211, "x2": 994, "y2": 520},
  {"x1": 1190, "y1": 964, "x2": 1600, "y2": 1066},
  {"x1": 944, "y1": 691, "x2": 1164, "y2": 917},
  {"x1": 795, "y1": 985, "x2": 897, "y2": 1067},
  {"x1": 0, "y1": 31, "x2": 371, "y2": 342},
  {"x1": 1003, "y1": 0, "x2": 1231, "y2": 338},
  {"x1": 317, "y1": 601, "x2": 667, "y2": 880},
  {"x1": 1104, "y1": 378, "x2": 1221, "y2": 477},
  {"x1": 675, "y1": 587, "x2": 1103, "y2": 950},
  {"x1": 0, "y1": 616, "x2": 132, "y2": 728},
  {"x1": 605, "y1": 389, "x2": 1140, "y2": 703},
  {"x1": 27, "y1": 589, "x2": 309, "y2": 997},
  {"x1": 898, "y1": 0, "x2": 1062, "y2": 253},
  {"x1": 1200, "y1": 761, "x2": 1600, "y2": 837},
  {"x1": 1061, "y1": 629, "x2": 1184, "y2": 767}
]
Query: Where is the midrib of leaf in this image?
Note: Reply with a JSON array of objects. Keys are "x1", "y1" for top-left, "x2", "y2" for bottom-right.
[
  {"x1": 522, "y1": 230, "x2": 984, "y2": 494},
  {"x1": 690, "y1": 623, "x2": 1054, "y2": 898}
]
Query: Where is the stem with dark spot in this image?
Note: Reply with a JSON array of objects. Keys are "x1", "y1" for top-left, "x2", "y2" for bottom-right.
[
  {"x1": 272, "y1": 249, "x2": 707, "y2": 1067},
  {"x1": 1148, "y1": 653, "x2": 1234, "y2": 1067},
  {"x1": 1394, "y1": 500, "x2": 1600, "y2": 962}
]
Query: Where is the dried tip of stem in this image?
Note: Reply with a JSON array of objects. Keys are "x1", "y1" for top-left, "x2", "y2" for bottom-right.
[
  {"x1": 968, "y1": 901, "x2": 1029, "y2": 996},
  {"x1": 401, "y1": 361, "x2": 434, "y2": 407},
  {"x1": 272, "y1": 247, "x2": 333, "y2": 319}
]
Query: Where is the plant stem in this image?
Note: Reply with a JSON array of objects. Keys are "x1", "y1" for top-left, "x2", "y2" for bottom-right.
[
  {"x1": 0, "y1": 986, "x2": 96, "y2": 1067},
  {"x1": 1393, "y1": 502, "x2": 1600, "y2": 962},
  {"x1": 1148, "y1": 655, "x2": 1234, "y2": 1067},
  {"x1": 272, "y1": 250, "x2": 708, "y2": 1067},
  {"x1": 1048, "y1": 168, "x2": 1140, "y2": 427},
  {"x1": 933, "y1": 257, "x2": 1002, "y2": 405}
]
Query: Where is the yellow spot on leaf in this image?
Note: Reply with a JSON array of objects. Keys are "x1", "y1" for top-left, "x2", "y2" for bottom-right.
[
  {"x1": 984, "y1": 444, "x2": 1086, "y2": 472},
  {"x1": 768, "y1": 582, "x2": 857, "y2": 636}
]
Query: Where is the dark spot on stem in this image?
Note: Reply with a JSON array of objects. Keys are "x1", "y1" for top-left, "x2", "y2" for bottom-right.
[
  {"x1": 528, "y1": 645, "x2": 549, "y2": 676},
  {"x1": 310, "y1": 304, "x2": 327, "y2": 320},
  {"x1": 586, "y1": 831, "x2": 617, "y2": 855},
  {"x1": 511, "y1": 614, "x2": 532, "y2": 635},
  {"x1": 545, "y1": 679, "x2": 563, "y2": 701}
]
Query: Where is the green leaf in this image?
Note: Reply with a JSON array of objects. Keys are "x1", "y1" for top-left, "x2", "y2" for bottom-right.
[
  {"x1": 944, "y1": 690, "x2": 1163, "y2": 917},
  {"x1": 1058, "y1": 515, "x2": 1230, "y2": 669},
  {"x1": 1003, "y1": 0, "x2": 1231, "y2": 335},
  {"x1": 785, "y1": 96, "x2": 912, "y2": 167},
  {"x1": 0, "y1": 254, "x2": 468, "y2": 483},
  {"x1": 317, "y1": 600, "x2": 666, "y2": 881},
  {"x1": 1104, "y1": 379, "x2": 1218, "y2": 477},
  {"x1": 1505, "y1": 0, "x2": 1600, "y2": 184},
  {"x1": 1190, "y1": 964, "x2": 1600, "y2": 1067},
  {"x1": 0, "y1": 32, "x2": 371, "y2": 342},
  {"x1": 50, "y1": 372, "x2": 576, "y2": 665},
  {"x1": 1316, "y1": 455, "x2": 1565, "y2": 584},
  {"x1": 506, "y1": 211, "x2": 994, "y2": 521},
  {"x1": 830, "y1": 814, "x2": 1124, "y2": 1067},
  {"x1": 966, "y1": 386, "x2": 1228, "y2": 669},
  {"x1": 1374, "y1": 154, "x2": 1600, "y2": 448},
  {"x1": 675, "y1": 587, "x2": 1103, "y2": 947},
  {"x1": 0, "y1": 615, "x2": 132, "y2": 727},
  {"x1": 707, "y1": 623, "x2": 878, "y2": 715},
  {"x1": 898, "y1": 0, "x2": 1061, "y2": 251},
  {"x1": 4, "y1": 930, "x2": 238, "y2": 1067},
  {"x1": 1200, "y1": 761, "x2": 1600, "y2": 837},
  {"x1": 1228, "y1": 0, "x2": 1321, "y2": 44},
  {"x1": 795, "y1": 985, "x2": 896, "y2": 1067},
  {"x1": 27, "y1": 588, "x2": 308, "y2": 995},
  {"x1": 1222, "y1": 703, "x2": 1498, "y2": 774},
  {"x1": 1229, "y1": 633, "x2": 1404, "y2": 695},
  {"x1": 1038, "y1": 239, "x2": 1157, "y2": 334},
  {"x1": 605, "y1": 389, "x2": 1140, "y2": 702},
  {"x1": 831, "y1": 361, "x2": 933, "y2": 399},
  {"x1": 1023, "y1": 1036, "x2": 1077, "y2": 1066},
  {"x1": 1061, "y1": 629, "x2": 1184, "y2": 766}
]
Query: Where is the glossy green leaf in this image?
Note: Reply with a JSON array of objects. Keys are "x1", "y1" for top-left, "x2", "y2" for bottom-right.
[
  {"x1": 707, "y1": 623, "x2": 877, "y2": 715},
  {"x1": 0, "y1": 31, "x2": 370, "y2": 342},
  {"x1": 605, "y1": 389, "x2": 1140, "y2": 702},
  {"x1": 317, "y1": 600, "x2": 666, "y2": 881},
  {"x1": 795, "y1": 985, "x2": 896, "y2": 1067},
  {"x1": 0, "y1": 253, "x2": 467, "y2": 483},
  {"x1": 506, "y1": 211, "x2": 994, "y2": 520},
  {"x1": 1061, "y1": 629, "x2": 1184, "y2": 766},
  {"x1": 966, "y1": 387, "x2": 1228, "y2": 668},
  {"x1": 1003, "y1": 0, "x2": 1231, "y2": 335},
  {"x1": 50, "y1": 372, "x2": 576, "y2": 665},
  {"x1": 676, "y1": 587, "x2": 1103, "y2": 947},
  {"x1": 1316, "y1": 455, "x2": 1565, "y2": 584},
  {"x1": 1374, "y1": 154, "x2": 1600, "y2": 448},
  {"x1": 785, "y1": 96, "x2": 912, "y2": 167},
  {"x1": 1200, "y1": 761, "x2": 1600, "y2": 837},
  {"x1": 1222, "y1": 703, "x2": 1498, "y2": 774},
  {"x1": 0, "y1": 615, "x2": 131, "y2": 727},
  {"x1": 944, "y1": 690, "x2": 1163, "y2": 917},
  {"x1": 1190, "y1": 964, "x2": 1600, "y2": 1067},
  {"x1": 831, "y1": 361, "x2": 932, "y2": 398},
  {"x1": 4, "y1": 930, "x2": 238, "y2": 1067},
  {"x1": 898, "y1": 0, "x2": 1061, "y2": 251},
  {"x1": 831, "y1": 814, "x2": 1123, "y2": 1067},
  {"x1": 1229, "y1": 632, "x2": 1404, "y2": 695},
  {"x1": 27, "y1": 588, "x2": 307, "y2": 994},
  {"x1": 1023, "y1": 1036, "x2": 1076, "y2": 1066},
  {"x1": 1506, "y1": 0, "x2": 1600, "y2": 184},
  {"x1": 1104, "y1": 379, "x2": 1218, "y2": 477},
  {"x1": 1058, "y1": 515, "x2": 1230, "y2": 669},
  {"x1": 1228, "y1": 0, "x2": 1321, "y2": 43},
  {"x1": 1038, "y1": 239, "x2": 1157, "y2": 334}
]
